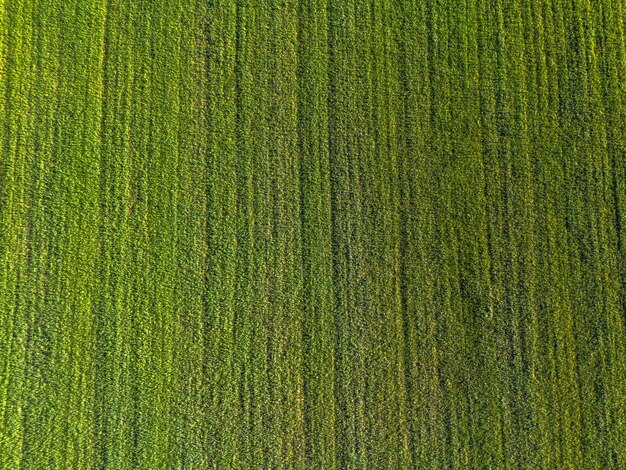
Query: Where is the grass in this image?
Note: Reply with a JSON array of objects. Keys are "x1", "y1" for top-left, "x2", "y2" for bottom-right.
[{"x1": 1, "y1": 0, "x2": 625, "y2": 468}]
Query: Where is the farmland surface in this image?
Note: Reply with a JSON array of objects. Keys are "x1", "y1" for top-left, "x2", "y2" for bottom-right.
[{"x1": 1, "y1": 0, "x2": 625, "y2": 468}]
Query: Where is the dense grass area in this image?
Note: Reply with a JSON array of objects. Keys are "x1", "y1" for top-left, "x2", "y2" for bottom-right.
[{"x1": 1, "y1": 0, "x2": 625, "y2": 468}]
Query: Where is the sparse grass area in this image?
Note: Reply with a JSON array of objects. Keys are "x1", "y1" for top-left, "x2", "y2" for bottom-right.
[{"x1": 1, "y1": 0, "x2": 625, "y2": 468}]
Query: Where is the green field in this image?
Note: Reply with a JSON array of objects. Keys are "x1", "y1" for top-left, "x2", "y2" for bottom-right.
[{"x1": 1, "y1": 0, "x2": 625, "y2": 468}]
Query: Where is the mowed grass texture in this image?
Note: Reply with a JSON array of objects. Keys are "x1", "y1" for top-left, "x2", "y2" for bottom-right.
[{"x1": 1, "y1": 0, "x2": 625, "y2": 468}]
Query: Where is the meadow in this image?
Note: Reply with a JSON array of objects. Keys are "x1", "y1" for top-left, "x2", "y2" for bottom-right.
[{"x1": 1, "y1": 0, "x2": 625, "y2": 468}]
